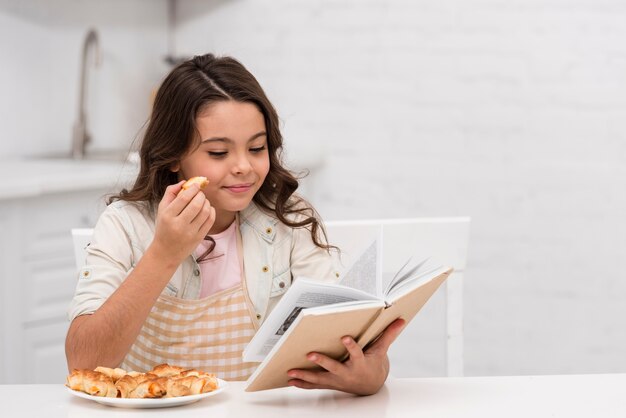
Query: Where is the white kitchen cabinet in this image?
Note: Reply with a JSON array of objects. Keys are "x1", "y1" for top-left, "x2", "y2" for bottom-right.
[{"x1": 0, "y1": 159, "x2": 136, "y2": 384}]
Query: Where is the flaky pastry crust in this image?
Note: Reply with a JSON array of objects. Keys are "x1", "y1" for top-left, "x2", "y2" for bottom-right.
[{"x1": 66, "y1": 363, "x2": 218, "y2": 399}]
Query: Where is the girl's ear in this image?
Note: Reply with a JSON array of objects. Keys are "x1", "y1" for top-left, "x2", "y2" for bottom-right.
[{"x1": 170, "y1": 162, "x2": 180, "y2": 173}]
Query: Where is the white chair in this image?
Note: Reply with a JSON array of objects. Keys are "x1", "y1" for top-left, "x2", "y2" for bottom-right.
[
  {"x1": 324, "y1": 217, "x2": 470, "y2": 377},
  {"x1": 71, "y1": 228, "x2": 94, "y2": 271}
]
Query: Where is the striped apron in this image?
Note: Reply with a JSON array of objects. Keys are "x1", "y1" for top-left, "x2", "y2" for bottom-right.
[{"x1": 120, "y1": 222, "x2": 260, "y2": 381}]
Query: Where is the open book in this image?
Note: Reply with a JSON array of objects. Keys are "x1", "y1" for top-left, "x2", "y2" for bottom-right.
[{"x1": 243, "y1": 239, "x2": 453, "y2": 392}]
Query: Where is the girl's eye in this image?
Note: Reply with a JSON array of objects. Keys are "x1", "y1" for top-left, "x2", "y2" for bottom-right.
[
  {"x1": 208, "y1": 151, "x2": 227, "y2": 157},
  {"x1": 250, "y1": 145, "x2": 266, "y2": 153}
]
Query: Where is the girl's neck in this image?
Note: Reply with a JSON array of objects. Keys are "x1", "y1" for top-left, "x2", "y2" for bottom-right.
[{"x1": 209, "y1": 210, "x2": 237, "y2": 234}]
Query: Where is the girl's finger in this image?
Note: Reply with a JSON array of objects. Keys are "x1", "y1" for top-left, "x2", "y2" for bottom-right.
[
  {"x1": 287, "y1": 378, "x2": 332, "y2": 391},
  {"x1": 176, "y1": 188, "x2": 207, "y2": 222},
  {"x1": 342, "y1": 336, "x2": 365, "y2": 362},
  {"x1": 190, "y1": 198, "x2": 212, "y2": 229},
  {"x1": 161, "y1": 181, "x2": 185, "y2": 206},
  {"x1": 306, "y1": 352, "x2": 345, "y2": 375},
  {"x1": 162, "y1": 183, "x2": 200, "y2": 217},
  {"x1": 367, "y1": 318, "x2": 406, "y2": 353},
  {"x1": 286, "y1": 368, "x2": 330, "y2": 386}
]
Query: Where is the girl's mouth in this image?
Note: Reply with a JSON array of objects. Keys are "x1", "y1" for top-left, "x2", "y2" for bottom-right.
[{"x1": 224, "y1": 183, "x2": 253, "y2": 193}]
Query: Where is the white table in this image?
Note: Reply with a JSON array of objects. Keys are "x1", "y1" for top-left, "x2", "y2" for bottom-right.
[{"x1": 3, "y1": 374, "x2": 625, "y2": 417}]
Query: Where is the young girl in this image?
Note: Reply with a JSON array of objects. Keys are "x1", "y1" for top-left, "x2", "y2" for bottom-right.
[{"x1": 65, "y1": 53, "x2": 405, "y2": 395}]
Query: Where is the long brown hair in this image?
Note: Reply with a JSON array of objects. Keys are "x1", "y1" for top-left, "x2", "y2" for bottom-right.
[{"x1": 110, "y1": 53, "x2": 332, "y2": 253}]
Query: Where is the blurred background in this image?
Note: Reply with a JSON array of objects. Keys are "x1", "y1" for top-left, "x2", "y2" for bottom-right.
[{"x1": 1, "y1": 0, "x2": 625, "y2": 382}]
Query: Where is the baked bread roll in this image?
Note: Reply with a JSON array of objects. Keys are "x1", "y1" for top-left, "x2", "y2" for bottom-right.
[
  {"x1": 179, "y1": 368, "x2": 212, "y2": 378},
  {"x1": 153, "y1": 377, "x2": 191, "y2": 398},
  {"x1": 175, "y1": 375, "x2": 218, "y2": 394},
  {"x1": 66, "y1": 363, "x2": 217, "y2": 399},
  {"x1": 94, "y1": 366, "x2": 127, "y2": 383},
  {"x1": 114, "y1": 374, "x2": 138, "y2": 398},
  {"x1": 66, "y1": 369, "x2": 117, "y2": 398},
  {"x1": 178, "y1": 369, "x2": 218, "y2": 391},
  {"x1": 132, "y1": 372, "x2": 159, "y2": 384},
  {"x1": 151, "y1": 363, "x2": 186, "y2": 377},
  {"x1": 181, "y1": 176, "x2": 209, "y2": 190},
  {"x1": 129, "y1": 379, "x2": 167, "y2": 399}
]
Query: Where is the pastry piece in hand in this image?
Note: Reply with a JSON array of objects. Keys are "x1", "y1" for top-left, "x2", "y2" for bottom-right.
[
  {"x1": 66, "y1": 369, "x2": 117, "y2": 398},
  {"x1": 94, "y1": 366, "x2": 127, "y2": 383},
  {"x1": 181, "y1": 176, "x2": 209, "y2": 191}
]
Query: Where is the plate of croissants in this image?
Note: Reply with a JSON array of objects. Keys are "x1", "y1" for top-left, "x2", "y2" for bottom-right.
[{"x1": 65, "y1": 363, "x2": 227, "y2": 408}]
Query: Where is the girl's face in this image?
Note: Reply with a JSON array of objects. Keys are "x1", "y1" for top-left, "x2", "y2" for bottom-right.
[{"x1": 175, "y1": 100, "x2": 270, "y2": 230}]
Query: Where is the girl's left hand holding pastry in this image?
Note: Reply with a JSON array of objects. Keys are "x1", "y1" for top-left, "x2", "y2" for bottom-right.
[{"x1": 286, "y1": 318, "x2": 406, "y2": 396}]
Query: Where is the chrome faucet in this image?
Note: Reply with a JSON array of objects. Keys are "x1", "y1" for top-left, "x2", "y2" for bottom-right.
[{"x1": 72, "y1": 28, "x2": 101, "y2": 159}]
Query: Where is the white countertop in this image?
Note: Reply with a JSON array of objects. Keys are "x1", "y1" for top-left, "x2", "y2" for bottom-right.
[
  {"x1": 0, "y1": 158, "x2": 138, "y2": 200},
  {"x1": 3, "y1": 374, "x2": 625, "y2": 417}
]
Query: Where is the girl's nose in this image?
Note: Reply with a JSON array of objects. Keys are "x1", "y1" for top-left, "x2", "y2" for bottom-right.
[{"x1": 233, "y1": 155, "x2": 252, "y2": 175}]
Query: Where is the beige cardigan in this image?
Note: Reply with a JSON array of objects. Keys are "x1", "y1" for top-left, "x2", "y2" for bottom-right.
[{"x1": 68, "y1": 199, "x2": 341, "y2": 325}]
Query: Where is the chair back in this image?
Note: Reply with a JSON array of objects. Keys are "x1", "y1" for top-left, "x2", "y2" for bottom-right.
[
  {"x1": 71, "y1": 228, "x2": 94, "y2": 271},
  {"x1": 324, "y1": 217, "x2": 470, "y2": 377}
]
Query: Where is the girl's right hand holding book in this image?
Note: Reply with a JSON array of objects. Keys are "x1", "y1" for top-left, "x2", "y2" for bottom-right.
[{"x1": 149, "y1": 181, "x2": 216, "y2": 266}]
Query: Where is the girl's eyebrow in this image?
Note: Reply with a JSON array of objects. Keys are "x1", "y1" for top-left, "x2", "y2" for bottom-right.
[{"x1": 201, "y1": 131, "x2": 266, "y2": 144}]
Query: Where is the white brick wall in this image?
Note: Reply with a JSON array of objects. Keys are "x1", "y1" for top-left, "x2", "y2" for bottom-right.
[
  {"x1": 0, "y1": 0, "x2": 168, "y2": 158},
  {"x1": 176, "y1": 0, "x2": 626, "y2": 375},
  {"x1": 2, "y1": 0, "x2": 624, "y2": 377}
]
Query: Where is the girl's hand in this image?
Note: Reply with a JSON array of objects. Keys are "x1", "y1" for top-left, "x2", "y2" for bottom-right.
[
  {"x1": 286, "y1": 318, "x2": 406, "y2": 396},
  {"x1": 149, "y1": 181, "x2": 216, "y2": 265}
]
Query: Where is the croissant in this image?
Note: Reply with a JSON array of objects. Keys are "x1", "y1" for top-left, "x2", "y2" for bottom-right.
[
  {"x1": 184, "y1": 371, "x2": 218, "y2": 392},
  {"x1": 129, "y1": 379, "x2": 167, "y2": 399},
  {"x1": 94, "y1": 366, "x2": 127, "y2": 383},
  {"x1": 179, "y1": 368, "x2": 213, "y2": 378},
  {"x1": 66, "y1": 369, "x2": 117, "y2": 398},
  {"x1": 132, "y1": 372, "x2": 159, "y2": 384},
  {"x1": 114, "y1": 374, "x2": 138, "y2": 398},
  {"x1": 66, "y1": 363, "x2": 217, "y2": 399},
  {"x1": 152, "y1": 377, "x2": 191, "y2": 398},
  {"x1": 151, "y1": 363, "x2": 186, "y2": 378},
  {"x1": 175, "y1": 375, "x2": 217, "y2": 394}
]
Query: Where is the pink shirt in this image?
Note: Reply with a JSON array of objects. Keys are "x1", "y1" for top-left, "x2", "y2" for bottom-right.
[{"x1": 194, "y1": 221, "x2": 242, "y2": 298}]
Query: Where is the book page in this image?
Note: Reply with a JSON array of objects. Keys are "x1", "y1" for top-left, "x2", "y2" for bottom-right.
[
  {"x1": 384, "y1": 257, "x2": 431, "y2": 296},
  {"x1": 386, "y1": 265, "x2": 451, "y2": 302},
  {"x1": 338, "y1": 235, "x2": 383, "y2": 296},
  {"x1": 242, "y1": 278, "x2": 379, "y2": 362}
]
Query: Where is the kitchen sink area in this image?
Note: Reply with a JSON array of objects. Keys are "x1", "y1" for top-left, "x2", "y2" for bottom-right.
[
  {"x1": 0, "y1": 153, "x2": 139, "y2": 201},
  {"x1": 25, "y1": 149, "x2": 140, "y2": 164}
]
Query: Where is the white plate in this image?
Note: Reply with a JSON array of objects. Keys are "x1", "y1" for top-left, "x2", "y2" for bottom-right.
[{"x1": 66, "y1": 378, "x2": 228, "y2": 409}]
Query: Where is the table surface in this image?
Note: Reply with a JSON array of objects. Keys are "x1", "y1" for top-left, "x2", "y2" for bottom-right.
[{"x1": 2, "y1": 374, "x2": 625, "y2": 418}]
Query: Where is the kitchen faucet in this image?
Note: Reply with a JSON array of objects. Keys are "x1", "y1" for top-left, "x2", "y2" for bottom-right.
[{"x1": 72, "y1": 28, "x2": 101, "y2": 159}]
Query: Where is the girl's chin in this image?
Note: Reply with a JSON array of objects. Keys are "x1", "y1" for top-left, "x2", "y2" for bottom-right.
[
  {"x1": 220, "y1": 200, "x2": 254, "y2": 213},
  {"x1": 212, "y1": 189, "x2": 258, "y2": 213}
]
